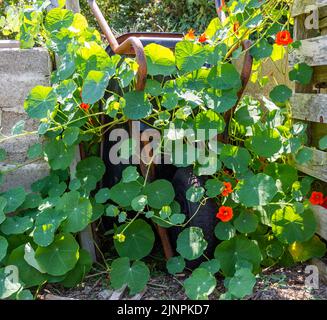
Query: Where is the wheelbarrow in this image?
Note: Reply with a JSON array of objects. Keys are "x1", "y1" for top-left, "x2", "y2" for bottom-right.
[{"x1": 87, "y1": 0, "x2": 253, "y2": 267}]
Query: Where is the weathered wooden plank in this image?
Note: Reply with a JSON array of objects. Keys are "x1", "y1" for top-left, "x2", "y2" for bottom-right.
[
  {"x1": 292, "y1": 0, "x2": 327, "y2": 17},
  {"x1": 312, "y1": 205, "x2": 327, "y2": 241},
  {"x1": 291, "y1": 94, "x2": 327, "y2": 123},
  {"x1": 295, "y1": 147, "x2": 327, "y2": 182},
  {"x1": 289, "y1": 35, "x2": 327, "y2": 66}
]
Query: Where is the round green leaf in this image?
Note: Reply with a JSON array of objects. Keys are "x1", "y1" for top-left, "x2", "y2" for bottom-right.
[
  {"x1": 55, "y1": 79, "x2": 77, "y2": 102},
  {"x1": 266, "y1": 240, "x2": 284, "y2": 259},
  {"x1": 194, "y1": 110, "x2": 225, "y2": 139},
  {"x1": 184, "y1": 268, "x2": 216, "y2": 300},
  {"x1": 16, "y1": 289, "x2": 34, "y2": 300},
  {"x1": 199, "y1": 259, "x2": 221, "y2": 275},
  {"x1": 105, "y1": 204, "x2": 120, "y2": 217},
  {"x1": 236, "y1": 173, "x2": 277, "y2": 207},
  {"x1": 24, "y1": 86, "x2": 57, "y2": 119},
  {"x1": 249, "y1": 129, "x2": 282, "y2": 158},
  {"x1": 228, "y1": 268, "x2": 256, "y2": 299},
  {"x1": 295, "y1": 147, "x2": 313, "y2": 165},
  {"x1": 205, "y1": 179, "x2": 224, "y2": 198},
  {"x1": 144, "y1": 43, "x2": 176, "y2": 76},
  {"x1": 33, "y1": 208, "x2": 66, "y2": 247},
  {"x1": 288, "y1": 235, "x2": 326, "y2": 262},
  {"x1": 12, "y1": 120, "x2": 25, "y2": 135},
  {"x1": 220, "y1": 144, "x2": 251, "y2": 174},
  {"x1": 61, "y1": 249, "x2": 92, "y2": 288},
  {"x1": 110, "y1": 181, "x2": 142, "y2": 207},
  {"x1": 44, "y1": 139, "x2": 75, "y2": 170},
  {"x1": 186, "y1": 186, "x2": 205, "y2": 203},
  {"x1": 63, "y1": 127, "x2": 80, "y2": 146},
  {"x1": 35, "y1": 233, "x2": 79, "y2": 276},
  {"x1": 250, "y1": 39, "x2": 273, "y2": 60},
  {"x1": 289, "y1": 63, "x2": 313, "y2": 85},
  {"x1": 215, "y1": 222, "x2": 236, "y2": 240},
  {"x1": 208, "y1": 63, "x2": 242, "y2": 90},
  {"x1": 143, "y1": 179, "x2": 175, "y2": 209},
  {"x1": 145, "y1": 79, "x2": 162, "y2": 96},
  {"x1": 110, "y1": 257, "x2": 150, "y2": 295},
  {"x1": 82, "y1": 70, "x2": 110, "y2": 104},
  {"x1": 131, "y1": 195, "x2": 148, "y2": 212},
  {"x1": 204, "y1": 89, "x2": 238, "y2": 113},
  {"x1": 264, "y1": 163, "x2": 298, "y2": 193},
  {"x1": 0, "y1": 216, "x2": 33, "y2": 235},
  {"x1": 271, "y1": 207, "x2": 317, "y2": 244},
  {"x1": 214, "y1": 236, "x2": 262, "y2": 276},
  {"x1": 76, "y1": 156, "x2": 105, "y2": 182},
  {"x1": 269, "y1": 85, "x2": 292, "y2": 104},
  {"x1": 27, "y1": 143, "x2": 43, "y2": 159},
  {"x1": 234, "y1": 211, "x2": 258, "y2": 234},
  {"x1": 175, "y1": 40, "x2": 207, "y2": 73},
  {"x1": 1, "y1": 186, "x2": 26, "y2": 213},
  {"x1": 114, "y1": 219, "x2": 155, "y2": 260},
  {"x1": 123, "y1": 91, "x2": 152, "y2": 120},
  {"x1": 166, "y1": 256, "x2": 185, "y2": 275},
  {"x1": 95, "y1": 188, "x2": 111, "y2": 204},
  {"x1": 8, "y1": 245, "x2": 46, "y2": 288},
  {"x1": 169, "y1": 213, "x2": 186, "y2": 225},
  {"x1": 45, "y1": 8, "x2": 74, "y2": 32},
  {"x1": 177, "y1": 227, "x2": 208, "y2": 260},
  {"x1": 60, "y1": 196, "x2": 93, "y2": 233},
  {"x1": 122, "y1": 166, "x2": 140, "y2": 183}
]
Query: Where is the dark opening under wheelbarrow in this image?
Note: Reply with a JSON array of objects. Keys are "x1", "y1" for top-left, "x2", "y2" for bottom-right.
[{"x1": 87, "y1": 0, "x2": 253, "y2": 267}]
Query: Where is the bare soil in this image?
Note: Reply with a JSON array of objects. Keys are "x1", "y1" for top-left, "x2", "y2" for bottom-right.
[{"x1": 40, "y1": 260, "x2": 327, "y2": 300}]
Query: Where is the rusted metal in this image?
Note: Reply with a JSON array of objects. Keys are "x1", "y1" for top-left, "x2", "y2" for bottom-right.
[{"x1": 88, "y1": 0, "x2": 147, "y2": 91}]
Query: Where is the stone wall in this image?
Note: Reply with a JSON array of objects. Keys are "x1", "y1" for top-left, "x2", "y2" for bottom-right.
[{"x1": 0, "y1": 47, "x2": 52, "y2": 191}]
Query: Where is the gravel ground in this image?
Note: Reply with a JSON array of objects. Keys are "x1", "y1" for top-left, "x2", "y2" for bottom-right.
[{"x1": 40, "y1": 260, "x2": 327, "y2": 300}]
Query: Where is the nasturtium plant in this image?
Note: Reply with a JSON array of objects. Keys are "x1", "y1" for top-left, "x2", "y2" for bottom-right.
[{"x1": 0, "y1": 1, "x2": 325, "y2": 301}]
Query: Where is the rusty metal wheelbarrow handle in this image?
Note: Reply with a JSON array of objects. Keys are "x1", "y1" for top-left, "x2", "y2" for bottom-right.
[{"x1": 88, "y1": 0, "x2": 147, "y2": 91}]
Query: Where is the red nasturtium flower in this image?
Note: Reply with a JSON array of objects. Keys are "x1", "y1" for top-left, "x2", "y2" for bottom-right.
[
  {"x1": 185, "y1": 28, "x2": 196, "y2": 40},
  {"x1": 198, "y1": 32, "x2": 208, "y2": 43},
  {"x1": 216, "y1": 206, "x2": 233, "y2": 222},
  {"x1": 309, "y1": 191, "x2": 325, "y2": 205},
  {"x1": 221, "y1": 182, "x2": 233, "y2": 197},
  {"x1": 80, "y1": 102, "x2": 90, "y2": 111},
  {"x1": 275, "y1": 30, "x2": 293, "y2": 45}
]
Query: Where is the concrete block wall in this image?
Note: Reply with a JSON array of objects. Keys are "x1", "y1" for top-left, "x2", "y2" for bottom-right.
[{"x1": 0, "y1": 47, "x2": 52, "y2": 191}]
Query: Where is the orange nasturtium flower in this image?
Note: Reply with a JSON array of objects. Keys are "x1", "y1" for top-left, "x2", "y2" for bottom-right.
[
  {"x1": 221, "y1": 182, "x2": 233, "y2": 197},
  {"x1": 233, "y1": 21, "x2": 240, "y2": 35},
  {"x1": 185, "y1": 28, "x2": 196, "y2": 40},
  {"x1": 275, "y1": 30, "x2": 293, "y2": 45},
  {"x1": 309, "y1": 191, "x2": 325, "y2": 205},
  {"x1": 216, "y1": 206, "x2": 233, "y2": 222},
  {"x1": 198, "y1": 32, "x2": 208, "y2": 43},
  {"x1": 80, "y1": 102, "x2": 90, "y2": 111}
]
